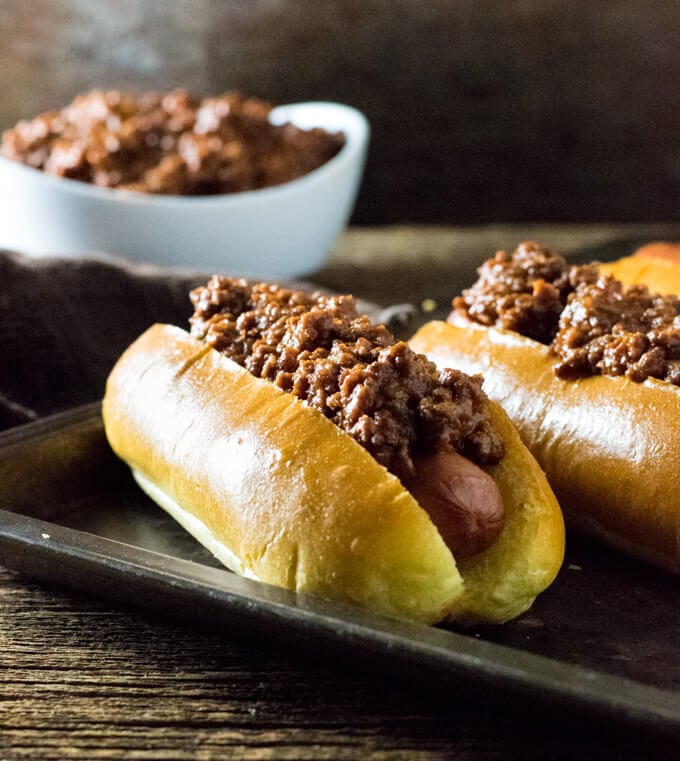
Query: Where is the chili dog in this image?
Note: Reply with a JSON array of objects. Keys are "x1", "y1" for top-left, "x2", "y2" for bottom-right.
[
  {"x1": 409, "y1": 242, "x2": 680, "y2": 574},
  {"x1": 103, "y1": 278, "x2": 564, "y2": 625}
]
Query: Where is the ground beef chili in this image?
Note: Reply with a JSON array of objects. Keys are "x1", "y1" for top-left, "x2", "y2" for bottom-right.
[
  {"x1": 452, "y1": 241, "x2": 600, "y2": 344},
  {"x1": 190, "y1": 277, "x2": 505, "y2": 481},
  {"x1": 0, "y1": 89, "x2": 345, "y2": 195},
  {"x1": 452, "y1": 242, "x2": 680, "y2": 386}
]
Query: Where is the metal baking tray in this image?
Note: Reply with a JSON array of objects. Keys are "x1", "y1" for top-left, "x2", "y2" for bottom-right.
[{"x1": 1, "y1": 402, "x2": 679, "y2": 741}]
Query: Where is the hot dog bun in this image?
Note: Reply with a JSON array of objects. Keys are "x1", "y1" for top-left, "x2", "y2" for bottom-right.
[
  {"x1": 103, "y1": 323, "x2": 564, "y2": 625},
  {"x1": 599, "y1": 242, "x2": 680, "y2": 293},
  {"x1": 409, "y1": 315, "x2": 680, "y2": 575}
]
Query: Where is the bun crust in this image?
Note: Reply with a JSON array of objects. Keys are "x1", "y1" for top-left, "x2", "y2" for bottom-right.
[
  {"x1": 103, "y1": 323, "x2": 564, "y2": 624},
  {"x1": 599, "y1": 242, "x2": 680, "y2": 293},
  {"x1": 410, "y1": 320, "x2": 680, "y2": 574}
]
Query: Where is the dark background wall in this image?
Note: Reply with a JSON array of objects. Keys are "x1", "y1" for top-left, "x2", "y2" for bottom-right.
[{"x1": 1, "y1": 0, "x2": 679, "y2": 224}]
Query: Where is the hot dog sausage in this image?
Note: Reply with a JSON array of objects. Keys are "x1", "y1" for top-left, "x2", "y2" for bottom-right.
[{"x1": 405, "y1": 452, "x2": 505, "y2": 559}]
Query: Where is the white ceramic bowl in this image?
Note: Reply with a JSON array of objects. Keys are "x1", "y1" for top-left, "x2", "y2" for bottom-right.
[{"x1": 0, "y1": 101, "x2": 369, "y2": 279}]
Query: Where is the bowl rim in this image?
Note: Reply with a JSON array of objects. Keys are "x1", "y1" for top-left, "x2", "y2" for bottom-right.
[{"x1": 0, "y1": 100, "x2": 370, "y2": 208}]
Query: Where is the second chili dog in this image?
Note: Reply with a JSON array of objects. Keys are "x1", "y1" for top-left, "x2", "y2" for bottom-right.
[
  {"x1": 409, "y1": 242, "x2": 680, "y2": 574},
  {"x1": 103, "y1": 278, "x2": 564, "y2": 625}
]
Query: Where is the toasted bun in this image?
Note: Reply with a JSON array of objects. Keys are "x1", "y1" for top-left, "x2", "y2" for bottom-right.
[
  {"x1": 103, "y1": 324, "x2": 564, "y2": 625},
  {"x1": 410, "y1": 320, "x2": 680, "y2": 575},
  {"x1": 599, "y1": 242, "x2": 680, "y2": 293}
]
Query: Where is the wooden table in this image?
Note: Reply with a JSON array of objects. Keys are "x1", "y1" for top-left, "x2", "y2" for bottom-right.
[{"x1": 2, "y1": 224, "x2": 679, "y2": 760}]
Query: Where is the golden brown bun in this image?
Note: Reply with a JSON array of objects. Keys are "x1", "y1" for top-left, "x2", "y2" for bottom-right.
[
  {"x1": 599, "y1": 242, "x2": 680, "y2": 293},
  {"x1": 632, "y1": 241, "x2": 680, "y2": 262},
  {"x1": 410, "y1": 320, "x2": 680, "y2": 575},
  {"x1": 103, "y1": 324, "x2": 564, "y2": 625}
]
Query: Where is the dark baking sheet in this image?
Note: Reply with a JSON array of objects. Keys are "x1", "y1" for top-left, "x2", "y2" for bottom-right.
[{"x1": 0, "y1": 402, "x2": 679, "y2": 740}]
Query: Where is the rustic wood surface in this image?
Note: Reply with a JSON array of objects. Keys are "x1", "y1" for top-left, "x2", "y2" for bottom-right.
[
  {"x1": 2, "y1": 224, "x2": 680, "y2": 760},
  {"x1": 0, "y1": 561, "x2": 673, "y2": 761}
]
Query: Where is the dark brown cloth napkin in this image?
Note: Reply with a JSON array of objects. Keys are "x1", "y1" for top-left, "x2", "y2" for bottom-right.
[{"x1": 0, "y1": 250, "x2": 207, "y2": 430}]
